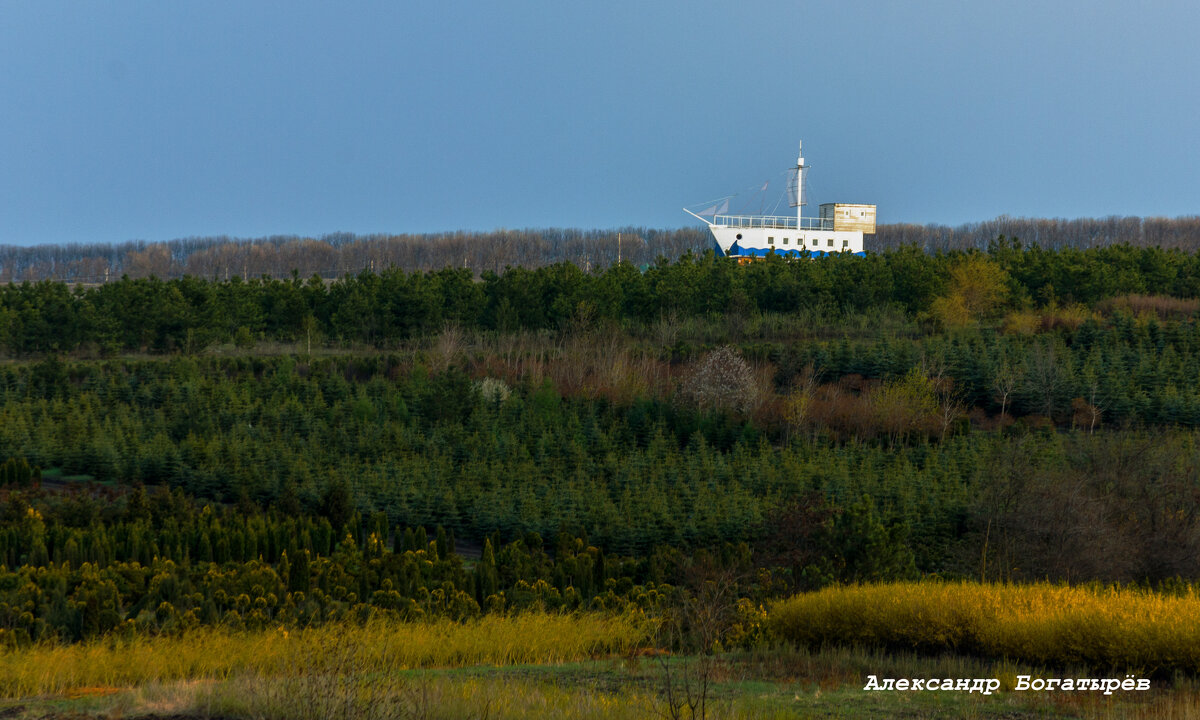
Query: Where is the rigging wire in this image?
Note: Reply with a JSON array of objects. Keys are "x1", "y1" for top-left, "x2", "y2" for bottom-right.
[
  {"x1": 688, "y1": 168, "x2": 798, "y2": 216},
  {"x1": 724, "y1": 170, "x2": 792, "y2": 216},
  {"x1": 767, "y1": 176, "x2": 791, "y2": 216}
]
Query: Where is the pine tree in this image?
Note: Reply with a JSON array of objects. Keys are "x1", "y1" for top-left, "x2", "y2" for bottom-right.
[
  {"x1": 126, "y1": 485, "x2": 151, "y2": 523},
  {"x1": 277, "y1": 550, "x2": 291, "y2": 590},
  {"x1": 321, "y1": 478, "x2": 352, "y2": 533},
  {"x1": 435, "y1": 525, "x2": 449, "y2": 559},
  {"x1": 290, "y1": 548, "x2": 311, "y2": 593},
  {"x1": 475, "y1": 539, "x2": 499, "y2": 602},
  {"x1": 592, "y1": 547, "x2": 606, "y2": 593},
  {"x1": 277, "y1": 478, "x2": 302, "y2": 517}
]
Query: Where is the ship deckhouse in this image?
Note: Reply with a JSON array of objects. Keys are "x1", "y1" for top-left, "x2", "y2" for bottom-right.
[{"x1": 685, "y1": 142, "x2": 874, "y2": 259}]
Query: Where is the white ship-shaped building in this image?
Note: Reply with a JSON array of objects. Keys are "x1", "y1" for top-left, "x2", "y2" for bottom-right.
[{"x1": 685, "y1": 141, "x2": 874, "y2": 259}]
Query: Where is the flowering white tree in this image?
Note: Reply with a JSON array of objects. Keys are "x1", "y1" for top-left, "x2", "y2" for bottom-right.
[{"x1": 681, "y1": 346, "x2": 758, "y2": 414}]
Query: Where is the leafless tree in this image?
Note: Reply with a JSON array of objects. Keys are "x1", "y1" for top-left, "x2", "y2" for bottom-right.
[
  {"x1": 647, "y1": 560, "x2": 747, "y2": 720},
  {"x1": 991, "y1": 362, "x2": 1020, "y2": 419}
]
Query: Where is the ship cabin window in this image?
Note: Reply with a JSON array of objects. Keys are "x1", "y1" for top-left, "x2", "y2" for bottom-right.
[
  {"x1": 783, "y1": 238, "x2": 789, "y2": 245},
  {"x1": 811, "y1": 239, "x2": 818, "y2": 247},
  {"x1": 767, "y1": 237, "x2": 774, "y2": 245},
  {"x1": 827, "y1": 238, "x2": 834, "y2": 247},
  {"x1": 843, "y1": 239, "x2": 849, "y2": 248}
]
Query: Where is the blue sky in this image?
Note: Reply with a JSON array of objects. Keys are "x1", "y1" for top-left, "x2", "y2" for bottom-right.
[{"x1": 1, "y1": 1, "x2": 1198, "y2": 245}]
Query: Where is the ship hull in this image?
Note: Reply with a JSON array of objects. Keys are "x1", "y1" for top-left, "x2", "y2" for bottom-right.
[{"x1": 708, "y1": 225, "x2": 865, "y2": 257}]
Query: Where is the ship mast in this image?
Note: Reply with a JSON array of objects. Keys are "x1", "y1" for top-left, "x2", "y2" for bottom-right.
[{"x1": 789, "y1": 140, "x2": 807, "y2": 226}]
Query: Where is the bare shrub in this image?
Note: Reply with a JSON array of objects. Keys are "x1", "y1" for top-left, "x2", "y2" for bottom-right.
[
  {"x1": 590, "y1": 334, "x2": 654, "y2": 404},
  {"x1": 1099, "y1": 294, "x2": 1200, "y2": 319},
  {"x1": 1097, "y1": 293, "x2": 1200, "y2": 319},
  {"x1": 1001, "y1": 310, "x2": 1041, "y2": 335},
  {"x1": 429, "y1": 324, "x2": 466, "y2": 373},
  {"x1": 654, "y1": 309, "x2": 681, "y2": 348},
  {"x1": 869, "y1": 368, "x2": 939, "y2": 445},
  {"x1": 1071, "y1": 392, "x2": 1103, "y2": 434},
  {"x1": 647, "y1": 559, "x2": 747, "y2": 720},
  {"x1": 782, "y1": 365, "x2": 819, "y2": 440},
  {"x1": 1039, "y1": 303, "x2": 1094, "y2": 332}
]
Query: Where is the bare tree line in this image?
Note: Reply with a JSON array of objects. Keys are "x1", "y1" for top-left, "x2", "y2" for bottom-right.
[
  {"x1": 0, "y1": 228, "x2": 707, "y2": 283},
  {"x1": 873, "y1": 215, "x2": 1200, "y2": 252},
  {"x1": 2, "y1": 216, "x2": 1200, "y2": 283}
]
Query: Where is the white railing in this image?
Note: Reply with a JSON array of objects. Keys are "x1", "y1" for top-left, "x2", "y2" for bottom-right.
[{"x1": 714, "y1": 214, "x2": 833, "y2": 230}]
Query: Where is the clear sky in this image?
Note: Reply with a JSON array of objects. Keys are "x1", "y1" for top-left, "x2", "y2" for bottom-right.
[{"x1": 2, "y1": 1, "x2": 1198, "y2": 245}]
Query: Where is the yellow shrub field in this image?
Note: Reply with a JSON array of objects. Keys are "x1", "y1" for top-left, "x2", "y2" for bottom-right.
[{"x1": 770, "y1": 582, "x2": 1200, "y2": 674}]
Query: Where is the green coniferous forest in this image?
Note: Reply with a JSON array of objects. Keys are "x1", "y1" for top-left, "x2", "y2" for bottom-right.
[
  {"x1": 0, "y1": 243, "x2": 1195, "y2": 625},
  {"x1": 6, "y1": 242, "x2": 1200, "y2": 716}
]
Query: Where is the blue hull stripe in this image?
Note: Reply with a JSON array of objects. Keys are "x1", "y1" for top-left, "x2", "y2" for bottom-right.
[{"x1": 727, "y1": 243, "x2": 865, "y2": 258}]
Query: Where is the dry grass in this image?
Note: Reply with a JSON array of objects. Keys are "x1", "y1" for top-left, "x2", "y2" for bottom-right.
[
  {"x1": 467, "y1": 330, "x2": 678, "y2": 403},
  {"x1": 0, "y1": 612, "x2": 647, "y2": 699},
  {"x1": 203, "y1": 673, "x2": 661, "y2": 720}
]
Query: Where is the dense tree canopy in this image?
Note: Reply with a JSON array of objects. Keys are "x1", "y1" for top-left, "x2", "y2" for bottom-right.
[{"x1": 4, "y1": 244, "x2": 1200, "y2": 355}]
